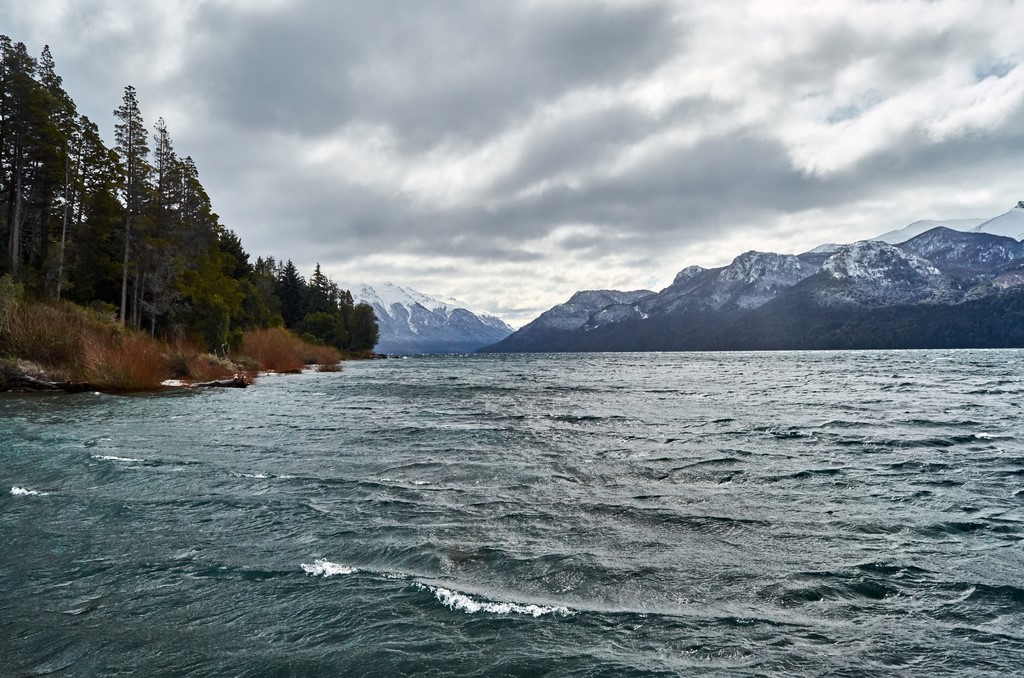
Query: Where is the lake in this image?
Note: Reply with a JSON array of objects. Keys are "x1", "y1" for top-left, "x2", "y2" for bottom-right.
[{"x1": 2, "y1": 351, "x2": 1023, "y2": 676}]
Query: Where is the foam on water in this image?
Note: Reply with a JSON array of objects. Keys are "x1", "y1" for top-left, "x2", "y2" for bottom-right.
[
  {"x1": 11, "y1": 486, "x2": 48, "y2": 496},
  {"x1": 417, "y1": 583, "x2": 576, "y2": 618},
  {"x1": 301, "y1": 559, "x2": 358, "y2": 577},
  {"x1": 91, "y1": 455, "x2": 144, "y2": 462}
]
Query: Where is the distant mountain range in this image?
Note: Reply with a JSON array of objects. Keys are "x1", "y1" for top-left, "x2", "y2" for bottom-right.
[
  {"x1": 481, "y1": 201, "x2": 1024, "y2": 352},
  {"x1": 352, "y1": 283, "x2": 513, "y2": 354}
]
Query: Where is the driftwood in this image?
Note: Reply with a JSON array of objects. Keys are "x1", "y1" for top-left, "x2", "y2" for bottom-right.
[
  {"x1": 0, "y1": 373, "x2": 250, "y2": 393},
  {"x1": 191, "y1": 375, "x2": 250, "y2": 388},
  {"x1": 1, "y1": 374, "x2": 98, "y2": 393}
]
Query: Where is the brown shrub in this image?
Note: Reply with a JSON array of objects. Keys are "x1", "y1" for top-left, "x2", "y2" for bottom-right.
[
  {"x1": 186, "y1": 354, "x2": 237, "y2": 382},
  {"x1": 7, "y1": 302, "x2": 86, "y2": 367},
  {"x1": 77, "y1": 330, "x2": 171, "y2": 391},
  {"x1": 240, "y1": 328, "x2": 342, "y2": 372},
  {"x1": 240, "y1": 328, "x2": 304, "y2": 373},
  {"x1": 162, "y1": 336, "x2": 234, "y2": 382},
  {"x1": 300, "y1": 343, "x2": 342, "y2": 367}
]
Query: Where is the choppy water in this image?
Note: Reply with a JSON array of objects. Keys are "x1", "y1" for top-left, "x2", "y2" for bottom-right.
[{"x1": 2, "y1": 351, "x2": 1023, "y2": 676}]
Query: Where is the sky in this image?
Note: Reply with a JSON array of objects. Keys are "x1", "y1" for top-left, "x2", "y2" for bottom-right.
[{"x1": 4, "y1": 0, "x2": 1024, "y2": 325}]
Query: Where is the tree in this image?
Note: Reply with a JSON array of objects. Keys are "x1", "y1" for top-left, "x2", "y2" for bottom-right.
[
  {"x1": 64, "y1": 116, "x2": 122, "y2": 307},
  {"x1": 112, "y1": 85, "x2": 151, "y2": 323},
  {"x1": 37, "y1": 45, "x2": 77, "y2": 298},
  {"x1": 276, "y1": 259, "x2": 306, "y2": 327},
  {"x1": 349, "y1": 302, "x2": 379, "y2": 351},
  {"x1": 1, "y1": 40, "x2": 43, "y2": 279},
  {"x1": 174, "y1": 243, "x2": 244, "y2": 351}
]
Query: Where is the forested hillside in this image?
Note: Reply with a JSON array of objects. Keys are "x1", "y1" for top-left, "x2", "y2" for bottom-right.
[{"x1": 0, "y1": 36, "x2": 377, "y2": 354}]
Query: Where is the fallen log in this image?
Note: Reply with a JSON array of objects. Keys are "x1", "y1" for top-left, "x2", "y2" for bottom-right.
[
  {"x1": 191, "y1": 375, "x2": 250, "y2": 388},
  {"x1": 1, "y1": 374, "x2": 98, "y2": 393}
]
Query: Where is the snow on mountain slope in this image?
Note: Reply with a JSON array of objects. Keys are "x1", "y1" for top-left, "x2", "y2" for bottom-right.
[
  {"x1": 898, "y1": 227, "x2": 1024, "y2": 277},
  {"x1": 352, "y1": 283, "x2": 513, "y2": 354},
  {"x1": 479, "y1": 289, "x2": 653, "y2": 352},
  {"x1": 810, "y1": 241, "x2": 958, "y2": 306},
  {"x1": 355, "y1": 282, "x2": 509, "y2": 331},
  {"x1": 971, "y1": 203, "x2": 1024, "y2": 240},
  {"x1": 639, "y1": 251, "x2": 818, "y2": 317},
  {"x1": 873, "y1": 218, "x2": 986, "y2": 244}
]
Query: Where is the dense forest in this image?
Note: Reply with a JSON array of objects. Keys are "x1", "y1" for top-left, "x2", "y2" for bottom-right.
[{"x1": 0, "y1": 36, "x2": 377, "y2": 354}]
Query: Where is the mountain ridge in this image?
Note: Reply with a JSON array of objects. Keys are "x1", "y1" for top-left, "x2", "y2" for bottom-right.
[{"x1": 480, "y1": 202, "x2": 1024, "y2": 353}]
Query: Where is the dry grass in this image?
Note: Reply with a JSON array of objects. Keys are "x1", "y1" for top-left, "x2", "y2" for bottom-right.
[
  {"x1": 0, "y1": 298, "x2": 170, "y2": 391},
  {"x1": 0, "y1": 292, "x2": 348, "y2": 392},
  {"x1": 165, "y1": 336, "x2": 237, "y2": 382},
  {"x1": 240, "y1": 328, "x2": 305, "y2": 373},
  {"x1": 240, "y1": 327, "x2": 342, "y2": 372},
  {"x1": 77, "y1": 331, "x2": 170, "y2": 391},
  {"x1": 301, "y1": 343, "x2": 342, "y2": 368},
  {"x1": 2, "y1": 301, "x2": 86, "y2": 368},
  {"x1": 185, "y1": 354, "x2": 238, "y2": 382}
]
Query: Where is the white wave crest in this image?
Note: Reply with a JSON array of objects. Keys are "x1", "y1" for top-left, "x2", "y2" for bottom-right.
[
  {"x1": 418, "y1": 584, "x2": 575, "y2": 617},
  {"x1": 11, "y1": 486, "x2": 49, "y2": 496},
  {"x1": 301, "y1": 559, "x2": 358, "y2": 577},
  {"x1": 92, "y1": 455, "x2": 144, "y2": 462},
  {"x1": 240, "y1": 473, "x2": 270, "y2": 479}
]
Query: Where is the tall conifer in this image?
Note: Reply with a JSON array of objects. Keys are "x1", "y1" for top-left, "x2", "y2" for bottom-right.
[{"x1": 113, "y1": 85, "x2": 150, "y2": 323}]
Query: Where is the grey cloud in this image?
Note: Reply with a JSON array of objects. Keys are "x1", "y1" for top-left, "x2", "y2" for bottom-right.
[
  {"x1": 191, "y1": 0, "x2": 682, "y2": 145},
  {"x1": 5, "y1": 0, "x2": 1024, "y2": 321}
]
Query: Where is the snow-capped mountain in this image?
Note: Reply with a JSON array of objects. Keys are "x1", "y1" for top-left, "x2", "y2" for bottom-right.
[
  {"x1": 482, "y1": 289, "x2": 652, "y2": 352},
  {"x1": 575, "y1": 251, "x2": 817, "y2": 334},
  {"x1": 972, "y1": 202, "x2": 1024, "y2": 240},
  {"x1": 873, "y1": 218, "x2": 986, "y2": 244},
  {"x1": 353, "y1": 283, "x2": 513, "y2": 354},
  {"x1": 872, "y1": 202, "x2": 1024, "y2": 244},
  {"x1": 654, "y1": 251, "x2": 818, "y2": 313},
  {"x1": 483, "y1": 200, "x2": 1024, "y2": 350},
  {"x1": 479, "y1": 199, "x2": 1024, "y2": 352}
]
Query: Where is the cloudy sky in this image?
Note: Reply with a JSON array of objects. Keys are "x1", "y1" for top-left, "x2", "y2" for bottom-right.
[{"x1": 4, "y1": 0, "x2": 1024, "y2": 324}]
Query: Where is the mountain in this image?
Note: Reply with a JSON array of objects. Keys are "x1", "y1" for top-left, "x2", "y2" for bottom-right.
[
  {"x1": 481, "y1": 203, "x2": 1024, "y2": 353},
  {"x1": 873, "y1": 218, "x2": 986, "y2": 244},
  {"x1": 570, "y1": 251, "x2": 819, "y2": 339},
  {"x1": 807, "y1": 240, "x2": 959, "y2": 307},
  {"x1": 353, "y1": 283, "x2": 513, "y2": 354},
  {"x1": 871, "y1": 202, "x2": 1024, "y2": 244},
  {"x1": 899, "y1": 227, "x2": 1024, "y2": 278},
  {"x1": 971, "y1": 202, "x2": 1024, "y2": 240},
  {"x1": 481, "y1": 289, "x2": 652, "y2": 352}
]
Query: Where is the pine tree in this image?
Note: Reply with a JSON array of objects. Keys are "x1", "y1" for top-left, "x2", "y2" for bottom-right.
[
  {"x1": 37, "y1": 45, "x2": 78, "y2": 298},
  {"x1": 113, "y1": 85, "x2": 151, "y2": 323},
  {"x1": 1, "y1": 40, "x2": 42, "y2": 278},
  {"x1": 350, "y1": 302, "x2": 380, "y2": 351},
  {"x1": 276, "y1": 260, "x2": 306, "y2": 328}
]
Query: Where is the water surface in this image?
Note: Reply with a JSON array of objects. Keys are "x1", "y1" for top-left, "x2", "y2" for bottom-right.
[{"x1": 2, "y1": 351, "x2": 1023, "y2": 676}]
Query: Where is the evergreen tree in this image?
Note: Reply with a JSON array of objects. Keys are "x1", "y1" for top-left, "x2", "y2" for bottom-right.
[
  {"x1": 276, "y1": 259, "x2": 306, "y2": 327},
  {"x1": 112, "y1": 84, "x2": 151, "y2": 324},
  {"x1": 65, "y1": 116, "x2": 122, "y2": 307},
  {"x1": 350, "y1": 302, "x2": 380, "y2": 351},
  {"x1": 1, "y1": 39, "x2": 45, "y2": 279}
]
